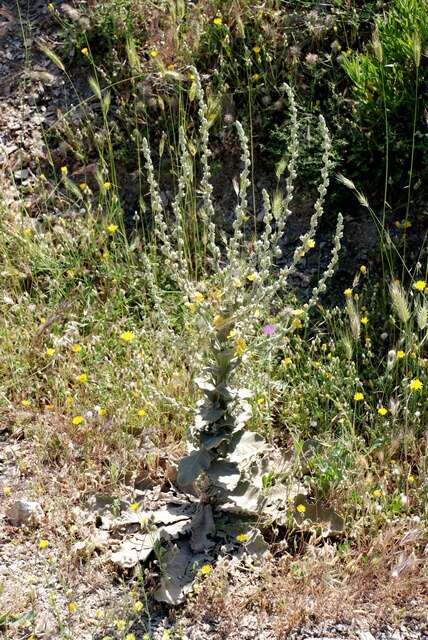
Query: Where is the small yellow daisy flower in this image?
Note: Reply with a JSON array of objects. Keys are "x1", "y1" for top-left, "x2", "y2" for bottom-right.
[
  {"x1": 79, "y1": 183, "x2": 88, "y2": 191},
  {"x1": 138, "y1": 407, "x2": 146, "y2": 417},
  {"x1": 407, "y1": 474, "x2": 415, "y2": 484},
  {"x1": 353, "y1": 392, "x2": 364, "y2": 401},
  {"x1": 46, "y1": 347, "x2": 55, "y2": 357},
  {"x1": 213, "y1": 315, "x2": 225, "y2": 328},
  {"x1": 106, "y1": 224, "x2": 118, "y2": 234},
  {"x1": 120, "y1": 331, "x2": 135, "y2": 342},
  {"x1": 344, "y1": 288, "x2": 353, "y2": 297},
  {"x1": 68, "y1": 602, "x2": 78, "y2": 614},
  {"x1": 247, "y1": 273, "x2": 258, "y2": 282},
  {"x1": 115, "y1": 620, "x2": 127, "y2": 632},
  {"x1": 193, "y1": 292, "x2": 205, "y2": 304},
  {"x1": 282, "y1": 357, "x2": 292, "y2": 366},
  {"x1": 21, "y1": 399, "x2": 30, "y2": 407},
  {"x1": 71, "y1": 344, "x2": 82, "y2": 353},
  {"x1": 360, "y1": 265, "x2": 367, "y2": 274},
  {"x1": 396, "y1": 350, "x2": 405, "y2": 359},
  {"x1": 378, "y1": 407, "x2": 388, "y2": 416},
  {"x1": 103, "y1": 181, "x2": 112, "y2": 190},
  {"x1": 252, "y1": 46, "x2": 261, "y2": 54},
  {"x1": 296, "y1": 503, "x2": 306, "y2": 513},
  {"x1": 413, "y1": 280, "x2": 426, "y2": 291},
  {"x1": 60, "y1": 166, "x2": 68, "y2": 176},
  {"x1": 307, "y1": 239, "x2": 316, "y2": 249},
  {"x1": 2, "y1": 486, "x2": 12, "y2": 496},
  {"x1": 130, "y1": 502, "x2": 140, "y2": 512},
  {"x1": 72, "y1": 415, "x2": 84, "y2": 426},
  {"x1": 213, "y1": 17, "x2": 223, "y2": 25},
  {"x1": 77, "y1": 373, "x2": 88, "y2": 383},
  {"x1": 102, "y1": 250, "x2": 110, "y2": 259},
  {"x1": 39, "y1": 539, "x2": 49, "y2": 550},
  {"x1": 81, "y1": 47, "x2": 89, "y2": 56},
  {"x1": 409, "y1": 378, "x2": 423, "y2": 391},
  {"x1": 236, "y1": 533, "x2": 248, "y2": 543},
  {"x1": 372, "y1": 489, "x2": 382, "y2": 498},
  {"x1": 97, "y1": 407, "x2": 106, "y2": 417},
  {"x1": 360, "y1": 316, "x2": 369, "y2": 325},
  {"x1": 134, "y1": 601, "x2": 144, "y2": 614},
  {"x1": 234, "y1": 337, "x2": 247, "y2": 357},
  {"x1": 200, "y1": 564, "x2": 212, "y2": 575},
  {"x1": 148, "y1": 49, "x2": 158, "y2": 58}
]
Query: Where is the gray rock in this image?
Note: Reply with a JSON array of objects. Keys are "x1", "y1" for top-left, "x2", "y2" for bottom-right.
[{"x1": 6, "y1": 499, "x2": 44, "y2": 526}]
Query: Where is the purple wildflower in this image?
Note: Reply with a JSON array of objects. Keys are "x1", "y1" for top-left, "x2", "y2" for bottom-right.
[{"x1": 262, "y1": 324, "x2": 276, "y2": 335}]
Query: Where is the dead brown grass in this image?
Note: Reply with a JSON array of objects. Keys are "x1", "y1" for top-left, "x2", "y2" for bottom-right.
[{"x1": 186, "y1": 524, "x2": 428, "y2": 639}]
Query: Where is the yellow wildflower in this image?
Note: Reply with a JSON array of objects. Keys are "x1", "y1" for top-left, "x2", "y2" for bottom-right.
[
  {"x1": 148, "y1": 49, "x2": 158, "y2": 58},
  {"x1": 409, "y1": 378, "x2": 423, "y2": 391},
  {"x1": 396, "y1": 350, "x2": 405, "y2": 359},
  {"x1": 414, "y1": 280, "x2": 426, "y2": 291},
  {"x1": 77, "y1": 373, "x2": 88, "y2": 383},
  {"x1": 282, "y1": 357, "x2": 292, "y2": 366},
  {"x1": 360, "y1": 265, "x2": 367, "y2": 274},
  {"x1": 68, "y1": 602, "x2": 78, "y2": 614},
  {"x1": 344, "y1": 288, "x2": 353, "y2": 297},
  {"x1": 72, "y1": 415, "x2": 84, "y2": 426},
  {"x1": 138, "y1": 407, "x2": 146, "y2": 417},
  {"x1": 232, "y1": 277, "x2": 243, "y2": 288},
  {"x1": 200, "y1": 564, "x2": 212, "y2": 575},
  {"x1": 251, "y1": 73, "x2": 260, "y2": 81},
  {"x1": 234, "y1": 337, "x2": 247, "y2": 357},
  {"x1": 378, "y1": 407, "x2": 388, "y2": 416},
  {"x1": 134, "y1": 601, "x2": 144, "y2": 613},
  {"x1": 213, "y1": 315, "x2": 225, "y2": 328},
  {"x1": 252, "y1": 46, "x2": 261, "y2": 54},
  {"x1": 81, "y1": 47, "x2": 89, "y2": 56},
  {"x1": 120, "y1": 331, "x2": 135, "y2": 342},
  {"x1": 361, "y1": 316, "x2": 369, "y2": 325},
  {"x1": 103, "y1": 181, "x2": 112, "y2": 190},
  {"x1": 307, "y1": 239, "x2": 316, "y2": 249},
  {"x1": 130, "y1": 502, "x2": 139, "y2": 512},
  {"x1": 46, "y1": 404, "x2": 54, "y2": 411},
  {"x1": 46, "y1": 348, "x2": 55, "y2": 357},
  {"x1": 236, "y1": 533, "x2": 248, "y2": 543},
  {"x1": 23, "y1": 228, "x2": 33, "y2": 238},
  {"x1": 79, "y1": 183, "x2": 88, "y2": 191},
  {"x1": 247, "y1": 273, "x2": 258, "y2": 282},
  {"x1": 115, "y1": 620, "x2": 127, "y2": 632},
  {"x1": 372, "y1": 489, "x2": 382, "y2": 498},
  {"x1": 106, "y1": 224, "x2": 118, "y2": 234},
  {"x1": 21, "y1": 399, "x2": 30, "y2": 407},
  {"x1": 407, "y1": 474, "x2": 415, "y2": 484},
  {"x1": 98, "y1": 407, "x2": 106, "y2": 417},
  {"x1": 71, "y1": 344, "x2": 82, "y2": 353},
  {"x1": 213, "y1": 17, "x2": 223, "y2": 25},
  {"x1": 296, "y1": 503, "x2": 306, "y2": 513},
  {"x1": 353, "y1": 392, "x2": 364, "y2": 401},
  {"x1": 60, "y1": 166, "x2": 68, "y2": 176},
  {"x1": 102, "y1": 250, "x2": 110, "y2": 259},
  {"x1": 193, "y1": 292, "x2": 205, "y2": 304},
  {"x1": 2, "y1": 486, "x2": 12, "y2": 496},
  {"x1": 95, "y1": 609, "x2": 105, "y2": 619},
  {"x1": 66, "y1": 395, "x2": 74, "y2": 407},
  {"x1": 213, "y1": 288, "x2": 223, "y2": 301},
  {"x1": 39, "y1": 539, "x2": 49, "y2": 550}
]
